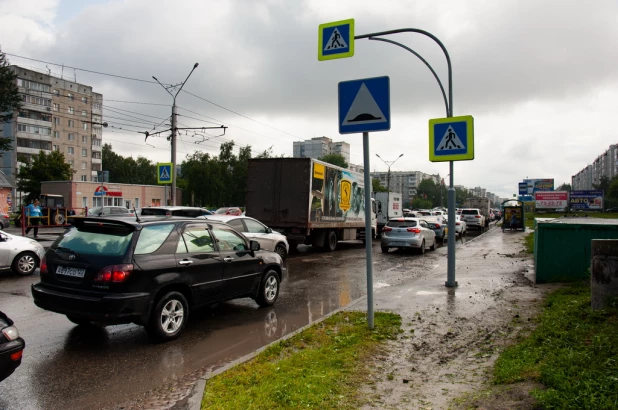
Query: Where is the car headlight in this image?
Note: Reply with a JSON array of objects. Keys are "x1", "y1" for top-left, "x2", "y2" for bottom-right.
[{"x1": 2, "y1": 325, "x2": 19, "y2": 341}]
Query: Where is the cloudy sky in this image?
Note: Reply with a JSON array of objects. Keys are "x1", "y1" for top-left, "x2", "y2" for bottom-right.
[{"x1": 2, "y1": 0, "x2": 617, "y2": 197}]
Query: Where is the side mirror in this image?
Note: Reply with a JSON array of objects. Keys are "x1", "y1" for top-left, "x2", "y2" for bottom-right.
[
  {"x1": 267, "y1": 228, "x2": 273, "y2": 234},
  {"x1": 250, "y1": 240, "x2": 260, "y2": 251}
]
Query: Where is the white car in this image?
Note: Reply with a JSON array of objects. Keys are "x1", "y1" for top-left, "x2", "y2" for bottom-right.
[
  {"x1": 454, "y1": 215, "x2": 467, "y2": 236},
  {"x1": 0, "y1": 231, "x2": 45, "y2": 275},
  {"x1": 204, "y1": 215, "x2": 290, "y2": 260},
  {"x1": 460, "y1": 208, "x2": 486, "y2": 231}
]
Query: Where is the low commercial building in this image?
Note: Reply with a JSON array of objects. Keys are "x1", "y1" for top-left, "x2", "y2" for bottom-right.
[{"x1": 40, "y1": 181, "x2": 182, "y2": 211}]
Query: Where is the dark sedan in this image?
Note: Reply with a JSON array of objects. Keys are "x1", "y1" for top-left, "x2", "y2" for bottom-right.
[{"x1": 0, "y1": 311, "x2": 25, "y2": 382}]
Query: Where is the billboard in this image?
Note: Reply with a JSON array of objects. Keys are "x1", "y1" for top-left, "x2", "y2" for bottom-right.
[
  {"x1": 569, "y1": 190, "x2": 603, "y2": 210},
  {"x1": 310, "y1": 161, "x2": 366, "y2": 223},
  {"x1": 523, "y1": 179, "x2": 554, "y2": 195},
  {"x1": 518, "y1": 182, "x2": 528, "y2": 195},
  {"x1": 535, "y1": 191, "x2": 568, "y2": 209}
]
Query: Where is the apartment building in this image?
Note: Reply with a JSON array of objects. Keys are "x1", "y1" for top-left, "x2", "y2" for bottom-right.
[
  {"x1": 293, "y1": 137, "x2": 351, "y2": 164},
  {"x1": 2, "y1": 66, "x2": 103, "y2": 188},
  {"x1": 572, "y1": 144, "x2": 618, "y2": 190},
  {"x1": 370, "y1": 170, "x2": 440, "y2": 205}
]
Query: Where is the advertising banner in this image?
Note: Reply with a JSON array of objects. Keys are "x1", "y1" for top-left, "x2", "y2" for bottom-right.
[
  {"x1": 310, "y1": 162, "x2": 365, "y2": 224},
  {"x1": 523, "y1": 179, "x2": 554, "y2": 194},
  {"x1": 569, "y1": 190, "x2": 603, "y2": 210},
  {"x1": 518, "y1": 182, "x2": 528, "y2": 195},
  {"x1": 535, "y1": 191, "x2": 568, "y2": 209}
]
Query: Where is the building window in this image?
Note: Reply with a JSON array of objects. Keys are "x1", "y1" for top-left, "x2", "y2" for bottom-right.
[
  {"x1": 68, "y1": 133, "x2": 75, "y2": 141},
  {"x1": 53, "y1": 145, "x2": 59, "y2": 151},
  {"x1": 81, "y1": 161, "x2": 87, "y2": 169},
  {"x1": 94, "y1": 103, "x2": 101, "y2": 110},
  {"x1": 68, "y1": 147, "x2": 74, "y2": 155},
  {"x1": 82, "y1": 197, "x2": 88, "y2": 208},
  {"x1": 81, "y1": 175, "x2": 87, "y2": 182},
  {"x1": 82, "y1": 122, "x2": 88, "y2": 130},
  {"x1": 53, "y1": 89, "x2": 59, "y2": 96},
  {"x1": 52, "y1": 103, "x2": 59, "y2": 111},
  {"x1": 54, "y1": 117, "x2": 60, "y2": 126},
  {"x1": 68, "y1": 107, "x2": 74, "y2": 114},
  {"x1": 82, "y1": 135, "x2": 88, "y2": 143},
  {"x1": 17, "y1": 124, "x2": 51, "y2": 135},
  {"x1": 92, "y1": 137, "x2": 101, "y2": 147},
  {"x1": 92, "y1": 151, "x2": 101, "y2": 159},
  {"x1": 81, "y1": 110, "x2": 87, "y2": 117},
  {"x1": 68, "y1": 93, "x2": 74, "y2": 100},
  {"x1": 16, "y1": 138, "x2": 51, "y2": 150},
  {"x1": 17, "y1": 79, "x2": 51, "y2": 93},
  {"x1": 68, "y1": 159, "x2": 74, "y2": 166},
  {"x1": 53, "y1": 131, "x2": 60, "y2": 139},
  {"x1": 22, "y1": 95, "x2": 52, "y2": 107},
  {"x1": 68, "y1": 120, "x2": 75, "y2": 127},
  {"x1": 135, "y1": 198, "x2": 140, "y2": 209},
  {"x1": 81, "y1": 97, "x2": 88, "y2": 103},
  {"x1": 19, "y1": 110, "x2": 51, "y2": 122},
  {"x1": 81, "y1": 148, "x2": 87, "y2": 157}
]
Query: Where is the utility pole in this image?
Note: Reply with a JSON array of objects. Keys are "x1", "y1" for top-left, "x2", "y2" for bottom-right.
[
  {"x1": 153, "y1": 63, "x2": 199, "y2": 206},
  {"x1": 376, "y1": 153, "x2": 403, "y2": 220}
]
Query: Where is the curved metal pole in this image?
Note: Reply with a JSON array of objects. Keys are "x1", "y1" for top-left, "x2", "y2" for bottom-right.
[
  {"x1": 368, "y1": 36, "x2": 449, "y2": 118},
  {"x1": 356, "y1": 28, "x2": 453, "y2": 117}
]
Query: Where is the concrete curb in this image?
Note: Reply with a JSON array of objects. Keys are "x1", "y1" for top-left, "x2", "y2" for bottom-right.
[{"x1": 184, "y1": 294, "x2": 369, "y2": 410}]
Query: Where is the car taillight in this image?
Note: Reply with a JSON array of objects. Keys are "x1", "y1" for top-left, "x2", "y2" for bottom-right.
[
  {"x1": 11, "y1": 350, "x2": 23, "y2": 361},
  {"x1": 95, "y1": 264, "x2": 133, "y2": 283},
  {"x1": 434, "y1": 224, "x2": 441, "y2": 229},
  {"x1": 475, "y1": 215, "x2": 482, "y2": 218},
  {"x1": 456, "y1": 222, "x2": 460, "y2": 225},
  {"x1": 383, "y1": 227, "x2": 392, "y2": 232},
  {"x1": 40, "y1": 256, "x2": 48, "y2": 274},
  {"x1": 407, "y1": 227, "x2": 422, "y2": 233}
]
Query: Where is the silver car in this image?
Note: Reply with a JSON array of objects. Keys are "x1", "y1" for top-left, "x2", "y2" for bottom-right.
[
  {"x1": 0, "y1": 231, "x2": 45, "y2": 275},
  {"x1": 204, "y1": 215, "x2": 290, "y2": 259},
  {"x1": 380, "y1": 217, "x2": 437, "y2": 254}
]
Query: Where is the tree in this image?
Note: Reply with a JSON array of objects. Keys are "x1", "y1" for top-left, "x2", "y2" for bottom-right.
[
  {"x1": 0, "y1": 48, "x2": 22, "y2": 155},
  {"x1": 102, "y1": 144, "x2": 157, "y2": 184},
  {"x1": 372, "y1": 178, "x2": 387, "y2": 193},
  {"x1": 557, "y1": 183, "x2": 572, "y2": 192},
  {"x1": 17, "y1": 150, "x2": 74, "y2": 204},
  {"x1": 608, "y1": 178, "x2": 618, "y2": 200},
  {"x1": 318, "y1": 153, "x2": 348, "y2": 169},
  {"x1": 411, "y1": 198, "x2": 432, "y2": 209},
  {"x1": 593, "y1": 175, "x2": 611, "y2": 193},
  {"x1": 417, "y1": 179, "x2": 440, "y2": 207}
]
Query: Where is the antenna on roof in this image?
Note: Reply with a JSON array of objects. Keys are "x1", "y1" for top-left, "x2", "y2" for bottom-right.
[{"x1": 133, "y1": 206, "x2": 141, "y2": 223}]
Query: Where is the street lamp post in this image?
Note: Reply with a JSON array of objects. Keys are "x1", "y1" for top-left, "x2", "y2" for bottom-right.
[
  {"x1": 376, "y1": 153, "x2": 404, "y2": 221},
  {"x1": 152, "y1": 63, "x2": 199, "y2": 206}
]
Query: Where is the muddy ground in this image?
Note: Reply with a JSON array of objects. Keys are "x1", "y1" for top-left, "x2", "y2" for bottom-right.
[{"x1": 358, "y1": 230, "x2": 561, "y2": 410}]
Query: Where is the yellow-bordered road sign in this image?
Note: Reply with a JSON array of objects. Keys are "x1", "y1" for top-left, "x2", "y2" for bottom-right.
[
  {"x1": 318, "y1": 19, "x2": 354, "y2": 61},
  {"x1": 429, "y1": 115, "x2": 474, "y2": 162},
  {"x1": 157, "y1": 162, "x2": 173, "y2": 184}
]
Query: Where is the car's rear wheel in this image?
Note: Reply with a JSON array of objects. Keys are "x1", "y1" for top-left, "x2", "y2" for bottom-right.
[
  {"x1": 418, "y1": 240, "x2": 425, "y2": 255},
  {"x1": 323, "y1": 230, "x2": 337, "y2": 252},
  {"x1": 430, "y1": 239, "x2": 436, "y2": 251},
  {"x1": 66, "y1": 315, "x2": 92, "y2": 326},
  {"x1": 274, "y1": 244, "x2": 287, "y2": 260},
  {"x1": 146, "y1": 291, "x2": 188, "y2": 341},
  {"x1": 381, "y1": 246, "x2": 389, "y2": 253},
  {"x1": 256, "y1": 270, "x2": 280, "y2": 308},
  {"x1": 12, "y1": 252, "x2": 38, "y2": 276}
]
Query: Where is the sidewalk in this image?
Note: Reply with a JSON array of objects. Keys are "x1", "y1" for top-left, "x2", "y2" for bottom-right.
[{"x1": 351, "y1": 226, "x2": 553, "y2": 409}]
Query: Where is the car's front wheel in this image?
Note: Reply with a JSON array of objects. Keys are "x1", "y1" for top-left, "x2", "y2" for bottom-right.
[
  {"x1": 146, "y1": 291, "x2": 189, "y2": 341},
  {"x1": 12, "y1": 252, "x2": 38, "y2": 276},
  {"x1": 256, "y1": 270, "x2": 280, "y2": 308},
  {"x1": 274, "y1": 244, "x2": 287, "y2": 260},
  {"x1": 418, "y1": 240, "x2": 425, "y2": 255}
]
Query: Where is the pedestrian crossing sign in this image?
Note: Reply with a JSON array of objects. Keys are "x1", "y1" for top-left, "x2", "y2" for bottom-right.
[
  {"x1": 157, "y1": 162, "x2": 173, "y2": 184},
  {"x1": 429, "y1": 115, "x2": 475, "y2": 162},
  {"x1": 318, "y1": 19, "x2": 354, "y2": 61}
]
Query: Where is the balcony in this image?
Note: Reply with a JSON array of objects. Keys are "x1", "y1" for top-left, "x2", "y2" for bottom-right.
[
  {"x1": 91, "y1": 144, "x2": 102, "y2": 152},
  {"x1": 91, "y1": 157, "x2": 102, "y2": 164}
]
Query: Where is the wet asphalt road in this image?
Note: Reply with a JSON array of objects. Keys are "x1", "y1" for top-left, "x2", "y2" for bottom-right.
[{"x1": 0, "y1": 228, "x2": 484, "y2": 410}]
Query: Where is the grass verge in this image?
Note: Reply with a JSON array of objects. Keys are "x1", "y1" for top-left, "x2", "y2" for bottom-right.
[
  {"x1": 493, "y1": 282, "x2": 618, "y2": 409},
  {"x1": 524, "y1": 232, "x2": 534, "y2": 254},
  {"x1": 201, "y1": 311, "x2": 402, "y2": 410}
]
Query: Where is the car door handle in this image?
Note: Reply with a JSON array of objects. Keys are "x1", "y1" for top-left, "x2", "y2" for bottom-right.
[
  {"x1": 178, "y1": 259, "x2": 193, "y2": 265},
  {"x1": 223, "y1": 257, "x2": 234, "y2": 263}
]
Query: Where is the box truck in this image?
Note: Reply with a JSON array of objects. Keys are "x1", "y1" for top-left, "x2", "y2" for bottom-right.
[
  {"x1": 373, "y1": 191, "x2": 403, "y2": 237},
  {"x1": 246, "y1": 158, "x2": 377, "y2": 251}
]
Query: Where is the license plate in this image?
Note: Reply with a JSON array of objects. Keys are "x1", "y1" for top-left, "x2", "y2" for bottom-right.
[
  {"x1": 391, "y1": 241, "x2": 408, "y2": 246},
  {"x1": 56, "y1": 265, "x2": 86, "y2": 278}
]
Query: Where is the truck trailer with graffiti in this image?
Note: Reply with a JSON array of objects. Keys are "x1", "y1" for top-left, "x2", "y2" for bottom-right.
[{"x1": 246, "y1": 158, "x2": 377, "y2": 251}]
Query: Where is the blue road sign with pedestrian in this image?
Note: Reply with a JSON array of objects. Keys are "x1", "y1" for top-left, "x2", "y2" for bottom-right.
[
  {"x1": 428, "y1": 115, "x2": 474, "y2": 162},
  {"x1": 157, "y1": 163, "x2": 172, "y2": 184},
  {"x1": 338, "y1": 76, "x2": 390, "y2": 134},
  {"x1": 318, "y1": 19, "x2": 354, "y2": 61}
]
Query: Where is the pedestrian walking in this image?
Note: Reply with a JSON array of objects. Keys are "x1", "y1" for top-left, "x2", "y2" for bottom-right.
[
  {"x1": 509, "y1": 211, "x2": 517, "y2": 232},
  {"x1": 25, "y1": 199, "x2": 42, "y2": 238}
]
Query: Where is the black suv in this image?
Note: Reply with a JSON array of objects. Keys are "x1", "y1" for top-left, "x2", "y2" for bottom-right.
[{"x1": 31, "y1": 217, "x2": 286, "y2": 341}]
